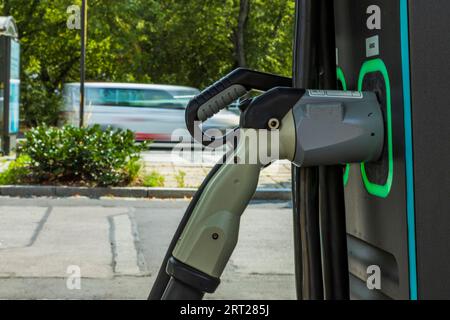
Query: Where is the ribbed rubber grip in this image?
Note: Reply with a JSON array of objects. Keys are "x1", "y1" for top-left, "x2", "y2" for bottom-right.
[
  {"x1": 185, "y1": 68, "x2": 292, "y2": 147},
  {"x1": 197, "y1": 84, "x2": 247, "y2": 121}
]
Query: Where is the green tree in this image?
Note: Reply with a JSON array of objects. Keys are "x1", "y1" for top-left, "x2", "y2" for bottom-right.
[
  {"x1": 0, "y1": 0, "x2": 295, "y2": 127},
  {"x1": 2, "y1": 0, "x2": 80, "y2": 126}
]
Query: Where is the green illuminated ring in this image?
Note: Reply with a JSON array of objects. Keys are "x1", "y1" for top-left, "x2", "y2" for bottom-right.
[
  {"x1": 337, "y1": 67, "x2": 351, "y2": 186},
  {"x1": 358, "y1": 59, "x2": 394, "y2": 198},
  {"x1": 337, "y1": 67, "x2": 348, "y2": 91}
]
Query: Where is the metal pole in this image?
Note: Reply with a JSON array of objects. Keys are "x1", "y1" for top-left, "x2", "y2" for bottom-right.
[{"x1": 79, "y1": 0, "x2": 87, "y2": 128}]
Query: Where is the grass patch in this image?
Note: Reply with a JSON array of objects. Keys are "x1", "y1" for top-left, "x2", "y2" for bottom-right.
[
  {"x1": 175, "y1": 170, "x2": 187, "y2": 188},
  {"x1": 143, "y1": 171, "x2": 165, "y2": 188},
  {"x1": 0, "y1": 155, "x2": 32, "y2": 185}
]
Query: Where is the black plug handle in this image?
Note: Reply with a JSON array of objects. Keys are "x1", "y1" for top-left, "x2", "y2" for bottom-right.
[{"x1": 185, "y1": 68, "x2": 292, "y2": 147}]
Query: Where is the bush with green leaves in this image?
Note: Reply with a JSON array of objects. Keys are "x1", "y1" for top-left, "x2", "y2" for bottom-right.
[{"x1": 16, "y1": 125, "x2": 149, "y2": 186}]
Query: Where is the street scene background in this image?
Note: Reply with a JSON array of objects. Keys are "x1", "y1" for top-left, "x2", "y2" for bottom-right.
[{"x1": 0, "y1": 0, "x2": 297, "y2": 300}]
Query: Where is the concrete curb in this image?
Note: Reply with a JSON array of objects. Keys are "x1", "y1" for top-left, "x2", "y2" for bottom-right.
[{"x1": 0, "y1": 186, "x2": 292, "y2": 201}]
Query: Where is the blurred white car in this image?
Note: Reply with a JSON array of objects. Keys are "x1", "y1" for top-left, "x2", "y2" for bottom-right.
[{"x1": 62, "y1": 83, "x2": 240, "y2": 143}]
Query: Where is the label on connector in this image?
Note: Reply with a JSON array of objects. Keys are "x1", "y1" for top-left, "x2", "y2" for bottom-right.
[{"x1": 308, "y1": 89, "x2": 363, "y2": 99}]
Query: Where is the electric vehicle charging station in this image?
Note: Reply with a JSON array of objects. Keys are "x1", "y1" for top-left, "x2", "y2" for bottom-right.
[
  {"x1": 333, "y1": 0, "x2": 450, "y2": 300},
  {"x1": 0, "y1": 16, "x2": 20, "y2": 155},
  {"x1": 149, "y1": 0, "x2": 450, "y2": 300}
]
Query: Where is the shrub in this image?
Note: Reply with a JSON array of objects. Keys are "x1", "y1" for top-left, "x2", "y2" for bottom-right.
[
  {"x1": 143, "y1": 171, "x2": 165, "y2": 188},
  {"x1": 17, "y1": 125, "x2": 149, "y2": 186}
]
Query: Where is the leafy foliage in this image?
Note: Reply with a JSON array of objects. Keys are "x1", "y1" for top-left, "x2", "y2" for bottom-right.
[
  {"x1": 143, "y1": 171, "x2": 165, "y2": 188},
  {"x1": 0, "y1": 0, "x2": 295, "y2": 126},
  {"x1": 16, "y1": 125, "x2": 148, "y2": 186},
  {"x1": 0, "y1": 155, "x2": 31, "y2": 185}
]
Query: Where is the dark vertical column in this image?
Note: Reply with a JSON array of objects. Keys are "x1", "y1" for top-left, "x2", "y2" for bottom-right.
[
  {"x1": 292, "y1": 0, "x2": 324, "y2": 300},
  {"x1": 2, "y1": 38, "x2": 11, "y2": 154},
  {"x1": 79, "y1": 0, "x2": 87, "y2": 128},
  {"x1": 0, "y1": 38, "x2": 6, "y2": 154},
  {"x1": 317, "y1": 0, "x2": 350, "y2": 300}
]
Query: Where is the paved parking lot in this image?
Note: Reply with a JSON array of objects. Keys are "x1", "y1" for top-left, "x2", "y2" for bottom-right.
[{"x1": 0, "y1": 197, "x2": 296, "y2": 300}]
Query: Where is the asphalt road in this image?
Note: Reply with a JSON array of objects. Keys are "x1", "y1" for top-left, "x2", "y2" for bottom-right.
[{"x1": 0, "y1": 197, "x2": 296, "y2": 300}]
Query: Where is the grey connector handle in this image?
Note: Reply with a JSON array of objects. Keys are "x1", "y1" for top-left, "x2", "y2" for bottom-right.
[
  {"x1": 172, "y1": 130, "x2": 263, "y2": 278},
  {"x1": 293, "y1": 90, "x2": 384, "y2": 167},
  {"x1": 171, "y1": 112, "x2": 296, "y2": 278},
  {"x1": 156, "y1": 86, "x2": 385, "y2": 299},
  {"x1": 185, "y1": 68, "x2": 292, "y2": 147}
]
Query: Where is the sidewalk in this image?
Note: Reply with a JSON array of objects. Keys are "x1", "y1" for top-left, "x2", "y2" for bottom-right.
[
  {"x1": 142, "y1": 150, "x2": 292, "y2": 189},
  {"x1": 0, "y1": 151, "x2": 293, "y2": 191}
]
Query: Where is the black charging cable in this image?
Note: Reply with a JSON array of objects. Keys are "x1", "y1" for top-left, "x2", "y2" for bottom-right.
[
  {"x1": 292, "y1": 0, "x2": 324, "y2": 300},
  {"x1": 317, "y1": 0, "x2": 350, "y2": 300}
]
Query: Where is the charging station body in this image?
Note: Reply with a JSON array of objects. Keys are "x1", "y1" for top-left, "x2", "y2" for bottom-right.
[{"x1": 334, "y1": 0, "x2": 450, "y2": 300}]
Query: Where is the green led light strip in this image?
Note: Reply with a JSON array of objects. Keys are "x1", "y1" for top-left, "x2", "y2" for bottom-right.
[
  {"x1": 337, "y1": 67, "x2": 351, "y2": 186},
  {"x1": 358, "y1": 59, "x2": 394, "y2": 198}
]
